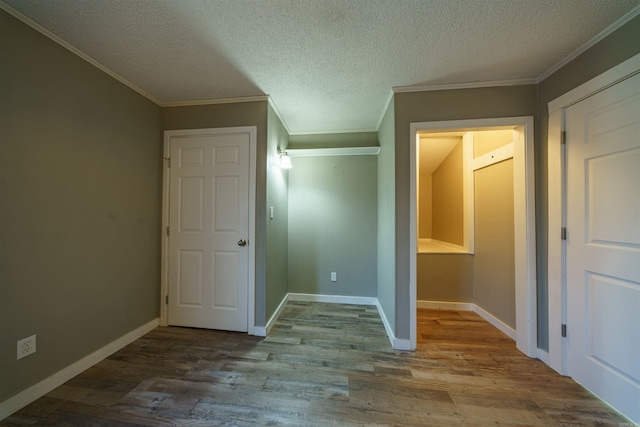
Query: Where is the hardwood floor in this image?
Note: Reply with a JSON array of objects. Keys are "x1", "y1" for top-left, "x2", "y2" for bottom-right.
[{"x1": 2, "y1": 302, "x2": 630, "y2": 426}]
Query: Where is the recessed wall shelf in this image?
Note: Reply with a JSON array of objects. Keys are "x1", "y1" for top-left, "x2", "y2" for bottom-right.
[{"x1": 286, "y1": 147, "x2": 380, "y2": 157}]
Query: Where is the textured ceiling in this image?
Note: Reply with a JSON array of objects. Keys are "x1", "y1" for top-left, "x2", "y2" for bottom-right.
[{"x1": 3, "y1": 0, "x2": 639, "y2": 133}]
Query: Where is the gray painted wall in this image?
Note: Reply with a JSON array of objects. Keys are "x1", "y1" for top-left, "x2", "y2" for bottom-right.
[
  {"x1": 377, "y1": 102, "x2": 396, "y2": 333},
  {"x1": 417, "y1": 255, "x2": 473, "y2": 302},
  {"x1": 473, "y1": 159, "x2": 515, "y2": 328},
  {"x1": 266, "y1": 106, "x2": 289, "y2": 319},
  {"x1": 0, "y1": 10, "x2": 163, "y2": 402},
  {"x1": 162, "y1": 101, "x2": 269, "y2": 327},
  {"x1": 287, "y1": 155, "x2": 377, "y2": 297}
]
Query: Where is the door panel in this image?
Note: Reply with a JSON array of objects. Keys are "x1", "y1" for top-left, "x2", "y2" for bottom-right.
[
  {"x1": 213, "y1": 251, "x2": 239, "y2": 308},
  {"x1": 565, "y1": 72, "x2": 640, "y2": 423},
  {"x1": 178, "y1": 250, "x2": 203, "y2": 307},
  {"x1": 179, "y1": 177, "x2": 204, "y2": 232},
  {"x1": 168, "y1": 131, "x2": 249, "y2": 332}
]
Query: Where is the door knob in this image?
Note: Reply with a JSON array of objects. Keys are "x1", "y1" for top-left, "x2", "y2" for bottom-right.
[{"x1": 238, "y1": 239, "x2": 247, "y2": 247}]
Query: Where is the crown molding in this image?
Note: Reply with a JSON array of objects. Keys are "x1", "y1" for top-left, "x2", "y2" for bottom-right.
[
  {"x1": 160, "y1": 95, "x2": 269, "y2": 108},
  {"x1": 536, "y1": 4, "x2": 640, "y2": 83},
  {"x1": 375, "y1": 89, "x2": 395, "y2": 131},
  {"x1": 267, "y1": 97, "x2": 291, "y2": 135},
  {"x1": 0, "y1": 0, "x2": 162, "y2": 106},
  {"x1": 393, "y1": 78, "x2": 537, "y2": 94}
]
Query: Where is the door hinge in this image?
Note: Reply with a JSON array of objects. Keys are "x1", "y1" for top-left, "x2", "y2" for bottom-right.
[
  {"x1": 561, "y1": 131, "x2": 567, "y2": 145},
  {"x1": 166, "y1": 226, "x2": 170, "y2": 237},
  {"x1": 561, "y1": 227, "x2": 567, "y2": 240},
  {"x1": 165, "y1": 295, "x2": 169, "y2": 305},
  {"x1": 164, "y1": 156, "x2": 171, "y2": 168},
  {"x1": 561, "y1": 324, "x2": 567, "y2": 337}
]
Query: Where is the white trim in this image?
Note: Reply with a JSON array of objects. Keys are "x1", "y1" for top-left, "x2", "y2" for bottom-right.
[
  {"x1": 287, "y1": 293, "x2": 378, "y2": 306},
  {"x1": 547, "y1": 109, "x2": 565, "y2": 375},
  {"x1": 247, "y1": 127, "x2": 257, "y2": 336},
  {"x1": 391, "y1": 338, "x2": 413, "y2": 351},
  {"x1": 472, "y1": 142, "x2": 514, "y2": 171},
  {"x1": 512, "y1": 122, "x2": 538, "y2": 357},
  {"x1": 288, "y1": 128, "x2": 378, "y2": 136},
  {"x1": 537, "y1": 5, "x2": 640, "y2": 83},
  {"x1": 0, "y1": 318, "x2": 158, "y2": 421},
  {"x1": 160, "y1": 127, "x2": 257, "y2": 335},
  {"x1": 286, "y1": 147, "x2": 380, "y2": 157},
  {"x1": 161, "y1": 95, "x2": 269, "y2": 108},
  {"x1": 462, "y1": 133, "x2": 475, "y2": 254},
  {"x1": 473, "y1": 304, "x2": 516, "y2": 340},
  {"x1": 267, "y1": 97, "x2": 291, "y2": 135},
  {"x1": 0, "y1": 1, "x2": 161, "y2": 105},
  {"x1": 375, "y1": 298, "x2": 394, "y2": 347},
  {"x1": 537, "y1": 349, "x2": 550, "y2": 364},
  {"x1": 410, "y1": 125, "x2": 419, "y2": 351},
  {"x1": 393, "y1": 78, "x2": 537, "y2": 94},
  {"x1": 546, "y1": 51, "x2": 640, "y2": 377},
  {"x1": 160, "y1": 134, "x2": 171, "y2": 327},
  {"x1": 410, "y1": 117, "x2": 538, "y2": 358},
  {"x1": 548, "y1": 53, "x2": 640, "y2": 113},
  {"x1": 375, "y1": 90, "x2": 395, "y2": 131},
  {"x1": 375, "y1": 299, "x2": 412, "y2": 351},
  {"x1": 255, "y1": 293, "x2": 290, "y2": 337},
  {"x1": 416, "y1": 300, "x2": 475, "y2": 311}
]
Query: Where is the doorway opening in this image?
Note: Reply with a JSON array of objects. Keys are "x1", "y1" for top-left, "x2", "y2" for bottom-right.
[{"x1": 409, "y1": 117, "x2": 537, "y2": 357}]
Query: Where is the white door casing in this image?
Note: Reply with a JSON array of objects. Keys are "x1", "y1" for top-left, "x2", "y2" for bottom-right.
[
  {"x1": 409, "y1": 117, "x2": 537, "y2": 356},
  {"x1": 565, "y1": 72, "x2": 640, "y2": 423},
  {"x1": 160, "y1": 127, "x2": 256, "y2": 334}
]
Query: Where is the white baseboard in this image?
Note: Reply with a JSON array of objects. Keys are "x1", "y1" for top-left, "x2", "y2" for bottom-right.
[
  {"x1": 254, "y1": 293, "x2": 290, "y2": 337},
  {"x1": 418, "y1": 300, "x2": 516, "y2": 340},
  {"x1": 375, "y1": 299, "x2": 395, "y2": 347},
  {"x1": 0, "y1": 318, "x2": 159, "y2": 421},
  {"x1": 287, "y1": 293, "x2": 378, "y2": 306},
  {"x1": 472, "y1": 304, "x2": 516, "y2": 340},
  {"x1": 375, "y1": 299, "x2": 413, "y2": 351},
  {"x1": 417, "y1": 300, "x2": 475, "y2": 311},
  {"x1": 537, "y1": 348, "x2": 550, "y2": 364}
]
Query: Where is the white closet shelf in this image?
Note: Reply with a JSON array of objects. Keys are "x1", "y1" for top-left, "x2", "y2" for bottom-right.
[{"x1": 286, "y1": 147, "x2": 380, "y2": 157}]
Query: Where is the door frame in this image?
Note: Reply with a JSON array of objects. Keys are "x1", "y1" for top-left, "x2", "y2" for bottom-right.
[
  {"x1": 547, "y1": 52, "x2": 640, "y2": 375},
  {"x1": 159, "y1": 126, "x2": 257, "y2": 335},
  {"x1": 410, "y1": 116, "x2": 538, "y2": 357}
]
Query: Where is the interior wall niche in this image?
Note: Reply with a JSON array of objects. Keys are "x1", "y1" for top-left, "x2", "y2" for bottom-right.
[{"x1": 417, "y1": 129, "x2": 514, "y2": 254}]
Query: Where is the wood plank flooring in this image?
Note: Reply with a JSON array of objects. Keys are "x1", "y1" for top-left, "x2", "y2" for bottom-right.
[{"x1": 2, "y1": 302, "x2": 631, "y2": 426}]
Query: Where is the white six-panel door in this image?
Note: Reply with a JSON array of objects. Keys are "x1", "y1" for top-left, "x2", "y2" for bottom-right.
[
  {"x1": 565, "y1": 72, "x2": 640, "y2": 423},
  {"x1": 166, "y1": 129, "x2": 251, "y2": 332}
]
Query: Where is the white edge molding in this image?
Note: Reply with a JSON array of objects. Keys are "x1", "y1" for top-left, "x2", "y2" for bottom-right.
[
  {"x1": 0, "y1": 318, "x2": 159, "y2": 421},
  {"x1": 286, "y1": 147, "x2": 380, "y2": 157}
]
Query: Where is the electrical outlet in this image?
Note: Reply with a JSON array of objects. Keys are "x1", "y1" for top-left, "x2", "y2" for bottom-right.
[
  {"x1": 331, "y1": 272, "x2": 337, "y2": 282},
  {"x1": 17, "y1": 335, "x2": 36, "y2": 360}
]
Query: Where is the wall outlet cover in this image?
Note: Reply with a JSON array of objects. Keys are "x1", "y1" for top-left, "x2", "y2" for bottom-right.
[{"x1": 17, "y1": 335, "x2": 36, "y2": 360}]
